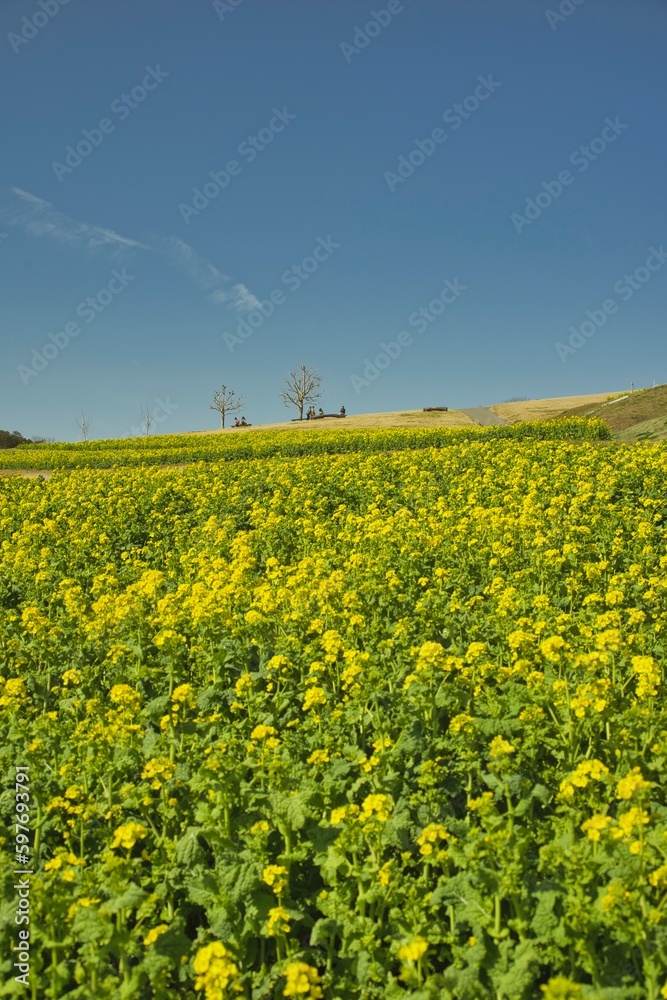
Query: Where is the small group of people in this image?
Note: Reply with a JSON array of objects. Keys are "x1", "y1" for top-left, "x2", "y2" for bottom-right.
[
  {"x1": 233, "y1": 416, "x2": 249, "y2": 427},
  {"x1": 305, "y1": 405, "x2": 346, "y2": 419}
]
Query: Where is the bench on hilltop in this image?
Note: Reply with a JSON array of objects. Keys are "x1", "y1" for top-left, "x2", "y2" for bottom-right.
[
  {"x1": 292, "y1": 414, "x2": 347, "y2": 421},
  {"x1": 422, "y1": 407, "x2": 448, "y2": 412}
]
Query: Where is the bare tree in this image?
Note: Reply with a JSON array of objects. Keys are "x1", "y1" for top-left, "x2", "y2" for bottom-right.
[
  {"x1": 73, "y1": 409, "x2": 93, "y2": 441},
  {"x1": 280, "y1": 364, "x2": 322, "y2": 421},
  {"x1": 210, "y1": 384, "x2": 245, "y2": 429},
  {"x1": 138, "y1": 402, "x2": 153, "y2": 438}
]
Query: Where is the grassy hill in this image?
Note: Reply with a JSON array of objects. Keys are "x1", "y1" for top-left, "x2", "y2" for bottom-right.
[
  {"x1": 195, "y1": 392, "x2": 618, "y2": 434},
  {"x1": 488, "y1": 392, "x2": 617, "y2": 424},
  {"x1": 190, "y1": 408, "x2": 477, "y2": 434},
  {"x1": 553, "y1": 384, "x2": 667, "y2": 441}
]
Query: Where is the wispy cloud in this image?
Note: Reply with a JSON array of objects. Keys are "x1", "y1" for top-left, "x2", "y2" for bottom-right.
[
  {"x1": 0, "y1": 187, "x2": 150, "y2": 255},
  {"x1": 152, "y1": 236, "x2": 261, "y2": 313},
  {"x1": 0, "y1": 188, "x2": 259, "y2": 315}
]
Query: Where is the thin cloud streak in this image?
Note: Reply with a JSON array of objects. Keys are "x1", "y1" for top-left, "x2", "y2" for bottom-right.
[
  {"x1": 153, "y1": 236, "x2": 261, "y2": 313},
  {"x1": 0, "y1": 188, "x2": 259, "y2": 315},
  {"x1": 1, "y1": 187, "x2": 150, "y2": 254}
]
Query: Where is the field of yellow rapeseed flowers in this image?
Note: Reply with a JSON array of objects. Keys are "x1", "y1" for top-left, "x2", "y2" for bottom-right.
[
  {"x1": 1, "y1": 421, "x2": 666, "y2": 998},
  {"x1": 0, "y1": 416, "x2": 607, "y2": 470}
]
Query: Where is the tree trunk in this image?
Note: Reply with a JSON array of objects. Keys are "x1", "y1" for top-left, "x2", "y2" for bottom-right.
[{"x1": 221, "y1": 412, "x2": 225, "y2": 428}]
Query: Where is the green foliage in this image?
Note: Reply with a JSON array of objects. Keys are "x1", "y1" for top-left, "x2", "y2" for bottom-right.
[{"x1": 0, "y1": 437, "x2": 664, "y2": 999}]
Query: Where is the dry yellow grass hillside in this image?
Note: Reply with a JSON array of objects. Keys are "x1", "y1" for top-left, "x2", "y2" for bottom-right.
[
  {"x1": 489, "y1": 392, "x2": 619, "y2": 424},
  {"x1": 192, "y1": 393, "x2": 620, "y2": 433},
  {"x1": 191, "y1": 408, "x2": 476, "y2": 434}
]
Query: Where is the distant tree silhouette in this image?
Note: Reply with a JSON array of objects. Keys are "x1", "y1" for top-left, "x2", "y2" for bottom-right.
[
  {"x1": 280, "y1": 364, "x2": 322, "y2": 420},
  {"x1": 73, "y1": 409, "x2": 93, "y2": 441},
  {"x1": 138, "y1": 403, "x2": 153, "y2": 438},
  {"x1": 210, "y1": 384, "x2": 245, "y2": 428},
  {"x1": 0, "y1": 430, "x2": 30, "y2": 449}
]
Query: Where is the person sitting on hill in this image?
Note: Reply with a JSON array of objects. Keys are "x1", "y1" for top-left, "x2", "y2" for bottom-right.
[
  {"x1": 233, "y1": 417, "x2": 240, "y2": 427},
  {"x1": 318, "y1": 408, "x2": 324, "y2": 417},
  {"x1": 340, "y1": 405, "x2": 346, "y2": 416},
  {"x1": 240, "y1": 416, "x2": 248, "y2": 426}
]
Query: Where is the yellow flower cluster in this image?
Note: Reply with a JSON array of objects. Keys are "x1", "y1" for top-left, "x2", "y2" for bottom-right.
[
  {"x1": 580, "y1": 814, "x2": 612, "y2": 842},
  {"x1": 616, "y1": 768, "x2": 651, "y2": 800},
  {"x1": 489, "y1": 736, "x2": 515, "y2": 758},
  {"x1": 266, "y1": 906, "x2": 290, "y2": 936},
  {"x1": 632, "y1": 655, "x2": 660, "y2": 698},
  {"x1": 417, "y1": 823, "x2": 449, "y2": 856},
  {"x1": 570, "y1": 679, "x2": 610, "y2": 718},
  {"x1": 44, "y1": 851, "x2": 83, "y2": 883},
  {"x1": 193, "y1": 942, "x2": 242, "y2": 998},
  {"x1": 0, "y1": 677, "x2": 26, "y2": 708},
  {"x1": 262, "y1": 865, "x2": 288, "y2": 895},
  {"x1": 282, "y1": 961, "x2": 323, "y2": 999},
  {"x1": 172, "y1": 683, "x2": 193, "y2": 703},
  {"x1": 449, "y1": 713, "x2": 475, "y2": 733},
  {"x1": 250, "y1": 724, "x2": 278, "y2": 740},
  {"x1": 559, "y1": 759, "x2": 610, "y2": 799},
  {"x1": 111, "y1": 821, "x2": 148, "y2": 851},
  {"x1": 397, "y1": 937, "x2": 428, "y2": 962},
  {"x1": 144, "y1": 924, "x2": 169, "y2": 947},
  {"x1": 610, "y1": 807, "x2": 649, "y2": 853},
  {"x1": 359, "y1": 793, "x2": 392, "y2": 825},
  {"x1": 302, "y1": 687, "x2": 327, "y2": 712},
  {"x1": 540, "y1": 977, "x2": 581, "y2": 999},
  {"x1": 141, "y1": 757, "x2": 176, "y2": 788},
  {"x1": 649, "y1": 865, "x2": 667, "y2": 888},
  {"x1": 540, "y1": 636, "x2": 567, "y2": 662},
  {"x1": 330, "y1": 804, "x2": 357, "y2": 825},
  {"x1": 109, "y1": 684, "x2": 141, "y2": 709},
  {"x1": 250, "y1": 820, "x2": 270, "y2": 836}
]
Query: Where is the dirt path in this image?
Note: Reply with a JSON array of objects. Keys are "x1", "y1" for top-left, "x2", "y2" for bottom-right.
[
  {"x1": 0, "y1": 469, "x2": 53, "y2": 479},
  {"x1": 459, "y1": 407, "x2": 507, "y2": 426}
]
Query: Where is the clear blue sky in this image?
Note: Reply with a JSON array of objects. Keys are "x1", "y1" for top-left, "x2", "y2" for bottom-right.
[{"x1": 1, "y1": 0, "x2": 665, "y2": 440}]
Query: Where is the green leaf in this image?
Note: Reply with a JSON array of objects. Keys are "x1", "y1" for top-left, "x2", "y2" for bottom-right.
[
  {"x1": 492, "y1": 939, "x2": 539, "y2": 997},
  {"x1": 101, "y1": 883, "x2": 148, "y2": 914},
  {"x1": 175, "y1": 826, "x2": 206, "y2": 866},
  {"x1": 285, "y1": 794, "x2": 307, "y2": 831},
  {"x1": 142, "y1": 694, "x2": 170, "y2": 722},
  {"x1": 310, "y1": 917, "x2": 339, "y2": 947}
]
